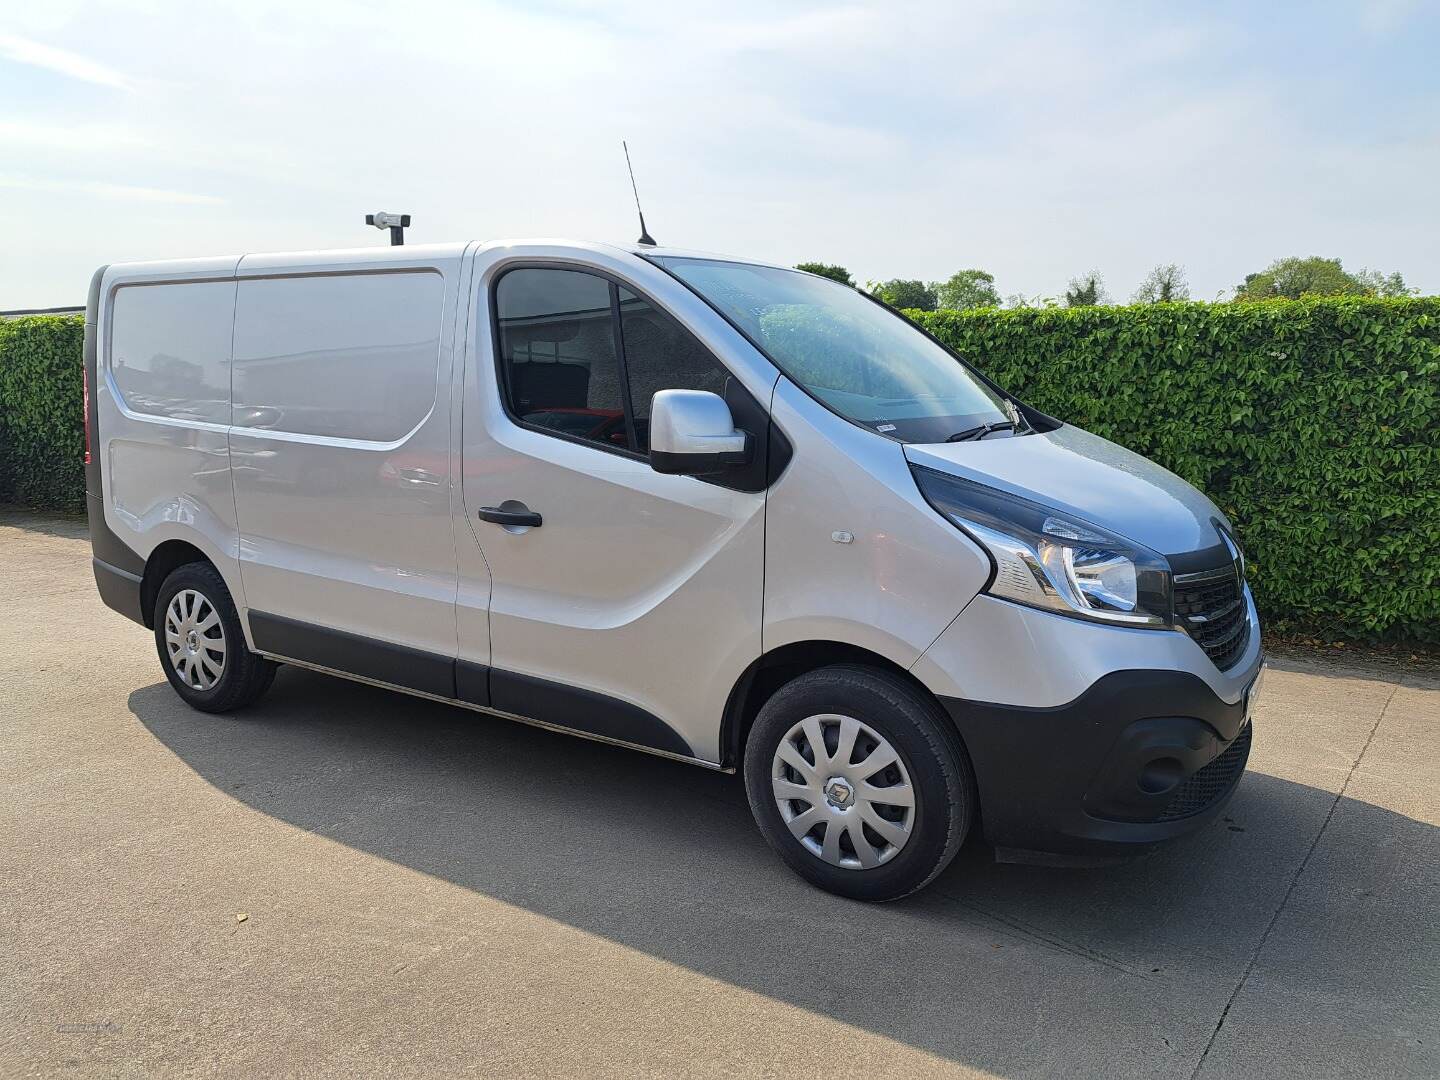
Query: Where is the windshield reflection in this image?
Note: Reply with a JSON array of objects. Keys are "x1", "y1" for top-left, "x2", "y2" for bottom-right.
[{"x1": 652, "y1": 257, "x2": 1013, "y2": 443}]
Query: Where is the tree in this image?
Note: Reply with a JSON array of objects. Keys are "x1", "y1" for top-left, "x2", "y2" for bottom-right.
[
  {"x1": 1353, "y1": 269, "x2": 1415, "y2": 298},
  {"x1": 1065, "y1": 270, "x2": 1109, "y2": 307},
  {"x1": 1132, "y1": 264, "x2": 1190, "y2": 303},
  {"x1": 795, "y1": 262, "x2": 854, "y2": 287},
  {"x1": 1230, "y1": 256, "x2": 1404, "y2": 300},
  {"x1": 1004, "y1": 293, "x2": 1060, "y2": 309},
  {"x1": 868, "y1": 279, "x2": 938, "y2": 311},
  {"x1": 935, "y1": 269, "x2": 1001, "y2": 310}
]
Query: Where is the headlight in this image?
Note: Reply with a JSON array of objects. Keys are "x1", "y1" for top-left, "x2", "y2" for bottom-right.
[{"x1": 912, "y1": 465, "x2": 1172, "y2": 628}]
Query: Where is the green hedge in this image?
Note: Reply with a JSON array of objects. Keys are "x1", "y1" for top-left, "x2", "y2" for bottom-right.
[
  {"x1": 2, "y1": 300, "x2": 1436, "y2": 641},
  {"x1": 0, "y1": 315, "x2": 86, "y2": 512},
  {"x1": 912, "y1": 298, "x2": 1440, "y2": 642}
]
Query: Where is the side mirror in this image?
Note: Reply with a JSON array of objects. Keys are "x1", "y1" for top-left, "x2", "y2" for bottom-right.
[{"x1": 649, "y1": 389, "x2": 751, "y2": 475}]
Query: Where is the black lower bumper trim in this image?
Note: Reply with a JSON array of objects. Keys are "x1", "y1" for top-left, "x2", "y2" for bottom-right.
[
  {"x1": 85, "y1": 492, "x2": 144, "y2": 578},
  {"x1": 92, "y1": 557, "x2": 145, "y2": 626},
  {"x1": 941, "y1": 668, "x2": 1255, "y2": 858}
]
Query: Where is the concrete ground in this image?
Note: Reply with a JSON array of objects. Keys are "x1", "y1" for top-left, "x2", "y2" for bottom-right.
[{"x1": 2, "y1": 509, "x2": 1436, "y2": 1079}]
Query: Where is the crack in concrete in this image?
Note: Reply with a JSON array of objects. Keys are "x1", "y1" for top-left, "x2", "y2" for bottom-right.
[
  {"x1": 930, "y1": 888, "x2": 1145, "y2": 978},
  {"x1": 1188, "y1": 676, "x2": 1404, "y2": 1079}
]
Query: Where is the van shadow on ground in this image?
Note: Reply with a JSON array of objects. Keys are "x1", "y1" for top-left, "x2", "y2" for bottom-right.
[{"x1": 129, "y1": 666, "x2": 1436, "y2": 1076}]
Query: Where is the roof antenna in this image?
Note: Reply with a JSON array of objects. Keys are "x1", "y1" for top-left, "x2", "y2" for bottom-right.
[{"x1": 623, "y1": 141, "x2": 657, "y2": 247}]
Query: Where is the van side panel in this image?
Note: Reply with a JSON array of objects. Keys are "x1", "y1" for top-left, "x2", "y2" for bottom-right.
[
  {"x1": 458, "y1": 245, "x2": 776, "y2": 763},
  {"x1": 97, "y1": 262, "x2": 246, "y2": 625},
  {"x1": 228, "y1": 267, "x2": 461, "y2": 661},
  {"x1": 762, "y1": 377, "x2": 992, "y2": 666},
  {"x1": 106, "y1": 282, "x2": 238, "y2": 562}
]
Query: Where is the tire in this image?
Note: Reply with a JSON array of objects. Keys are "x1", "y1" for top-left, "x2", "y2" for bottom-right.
[
  {"x1": 743, "y1": 664, "x2": 974, "y2": 902},
  {"x1": 153, "y1": 561, "x2": 277, "y2": 713}
]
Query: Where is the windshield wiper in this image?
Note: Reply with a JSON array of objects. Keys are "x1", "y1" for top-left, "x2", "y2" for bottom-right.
[{"x1": 946, "y1": 420, "x2": 1015, "y2": 442}]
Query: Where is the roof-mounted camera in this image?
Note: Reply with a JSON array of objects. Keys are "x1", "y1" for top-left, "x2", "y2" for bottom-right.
[{"x1": 365, "y1": 211, "x2": 411, "y2": 246}]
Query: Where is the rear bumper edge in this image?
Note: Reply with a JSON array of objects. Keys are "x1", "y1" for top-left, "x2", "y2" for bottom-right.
[{"x1": 93, "y1": 558, "x2": 145, "y2": 626}]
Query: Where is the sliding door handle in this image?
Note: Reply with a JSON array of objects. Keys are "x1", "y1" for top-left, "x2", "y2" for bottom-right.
[{"x1": 478, "y1": 504, "x2": 542, "y2": 528}]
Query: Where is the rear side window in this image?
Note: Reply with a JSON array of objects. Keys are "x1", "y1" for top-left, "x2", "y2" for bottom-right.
[
  {"x1": 109, "y1": 281, "x2": 235, "y2": 425},
  {"x1": 231, "y1": 271, "x2": 443, "y2": 442},
  {"x1": 495, "y1": 268, "x2": 632, "y2": 451},
  {"x1": 494, "y1": 269, "x2": 732, "y2": 454}
]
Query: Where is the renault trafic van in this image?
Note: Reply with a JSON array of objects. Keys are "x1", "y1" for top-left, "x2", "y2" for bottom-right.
[{"x1": 85, "y1": 240, "x2": 1262, "y2": 901}]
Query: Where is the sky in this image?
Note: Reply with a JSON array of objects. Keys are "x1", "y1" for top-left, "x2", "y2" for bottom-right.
[{"x1": 2, "y1": 0, "x2": 1438, "y2": 308}]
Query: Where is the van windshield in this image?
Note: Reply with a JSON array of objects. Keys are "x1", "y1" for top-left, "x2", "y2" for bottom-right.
[{"x1": 651, "y1": 256, "x2": 1016, "y2": 443}]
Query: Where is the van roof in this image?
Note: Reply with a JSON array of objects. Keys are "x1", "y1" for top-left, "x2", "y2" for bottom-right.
[{"x1": 99, "y1": 239, "x2": 796, "y2": 280}]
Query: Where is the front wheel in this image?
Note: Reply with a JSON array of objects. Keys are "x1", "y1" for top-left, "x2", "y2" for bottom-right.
[
  {"x1": 744, "y1": 665, "x2": 975, "y2": 902},
  {"x1": 154, "y1": 562, "x2": 277, "y2": 713}
]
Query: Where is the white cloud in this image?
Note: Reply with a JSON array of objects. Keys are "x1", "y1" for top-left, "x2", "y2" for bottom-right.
[
  {"x1": 0, "y1": 120, "x2": 151, "y2": 151},
  {"x1": 1358, "y1": 0, "x2": 1421, "y2": 35},
  {"x1": 0, "y1": 174, "x2": 223, "y2": 205},
  {"x1": 0, "y1": 31, "x2": 133, "y2": 89},
  {"x1": 0, "y1": 1, "x2": 1435, "y2": 306}
]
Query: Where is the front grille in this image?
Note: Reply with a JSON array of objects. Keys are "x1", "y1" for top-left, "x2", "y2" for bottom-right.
[
  {"x1": 1174, "y1": 569, "x2": 1249, "y2": 670},
  {"x1": 1157, "y1": 723, "x2": 1252, "y2": 822}
]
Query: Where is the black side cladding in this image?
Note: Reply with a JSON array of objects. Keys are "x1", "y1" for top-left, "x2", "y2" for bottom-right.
[
  {"x1": 246, "y1": 613, "x2": 694, "y2": 759},
  {"x1": 490, "y1": 669, "x2": 694, "y2": 758},
  {"x1": 248, "y1": 611, "x2": 458, "y2": 700}
]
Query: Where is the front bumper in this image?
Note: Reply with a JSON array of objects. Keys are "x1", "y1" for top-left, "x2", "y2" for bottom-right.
[{"x1": 940, "y1": 665, "x2": 1262, "y2": 859}]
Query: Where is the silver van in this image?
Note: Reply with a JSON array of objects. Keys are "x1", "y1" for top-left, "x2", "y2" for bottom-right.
[{"x1": 84, "y1": 240, "x2": 1263, "y2": 900}]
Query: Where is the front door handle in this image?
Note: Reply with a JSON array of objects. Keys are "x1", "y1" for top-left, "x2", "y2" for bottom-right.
[{"x1": 478, "y1": 504, "x2": 542, "y2": 528}]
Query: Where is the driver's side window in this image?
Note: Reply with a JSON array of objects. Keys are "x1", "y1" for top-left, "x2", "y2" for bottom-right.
[
  {"x1": 615, "y1": 286, "x2": 729, "y2": 452},
  {"x1": 495, "y1": 267, "x2": 634, "y2": 451},
  {"x1": 494, "y1": 268, "x2": 731, "y2": 455}
]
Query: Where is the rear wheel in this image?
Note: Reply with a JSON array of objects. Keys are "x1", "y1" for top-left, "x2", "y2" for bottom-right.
[
  {"x1": 154, "y1": 562, "x2": 276, "y2": 713},
  {"x1": 744, "y1": 665, "x2": 974, "y2": 901}
]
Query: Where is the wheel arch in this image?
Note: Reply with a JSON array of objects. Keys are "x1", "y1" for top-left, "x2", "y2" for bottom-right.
[
  {"x1": 720, "y1": 640, "x2": 950, "y2": 772},
  {"x1": 140, "y1": 540, "x2": 214, "y2": 628}
]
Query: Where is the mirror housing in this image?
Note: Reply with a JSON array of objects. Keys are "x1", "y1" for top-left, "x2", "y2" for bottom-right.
[{"x1": 649, "y1": 389, "x2": 751, "y2": 475}]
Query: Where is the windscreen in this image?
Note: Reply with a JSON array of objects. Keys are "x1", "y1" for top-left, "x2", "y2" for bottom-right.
[{"x1": 652, "y1": 257, "x2": 1013, "y2": 443}]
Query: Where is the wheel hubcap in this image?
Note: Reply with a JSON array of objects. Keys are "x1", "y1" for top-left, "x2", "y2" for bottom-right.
[
  {"x1": 823, "y1": 777, "x2": 855, "y2": 809},
  {"x1": 164, "y1": 588, "x2": 226, "y2": 691},
  {"x1": 771, "y1": 713, "x2": 916, "y2": 870}
]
